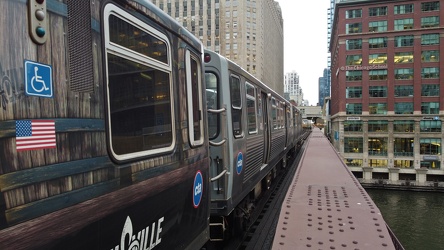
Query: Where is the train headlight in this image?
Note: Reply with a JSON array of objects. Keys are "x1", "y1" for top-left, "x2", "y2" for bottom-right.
[
  {"x1": 204, "y1": 53, "x2": 211, "y2": 63},
  {"x1": 28, "y1": 0, "x2": 48, "y2": 44}
]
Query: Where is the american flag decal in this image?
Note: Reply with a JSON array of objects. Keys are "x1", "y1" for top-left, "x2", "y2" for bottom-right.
[{"x1": 16, "y1": 120, "x2": 56, "y2": 151}]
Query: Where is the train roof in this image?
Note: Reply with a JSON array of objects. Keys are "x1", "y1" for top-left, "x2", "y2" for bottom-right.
[{"x1": 204, "y1": 50, "x2": 297, "y2": 109}]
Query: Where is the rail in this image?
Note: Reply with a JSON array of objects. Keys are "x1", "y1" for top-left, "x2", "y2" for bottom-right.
[
  {"x1": 386, "y1": 224, "x2": 405, "y2": 250},
  {"x1": 210, "y1": 169, "x2": 227, "y2": 182},
  {"x1": 208, "y1": 106, "x2": 228, "y2": 181}
]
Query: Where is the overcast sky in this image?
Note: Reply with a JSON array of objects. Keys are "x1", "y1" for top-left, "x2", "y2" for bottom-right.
[{"x1": 277, "y1": 0, "x2": 330, "y2": 105}]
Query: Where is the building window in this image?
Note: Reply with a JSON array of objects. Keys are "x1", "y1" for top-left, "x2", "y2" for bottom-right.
[
  {"x1": 344, "y1": 137, "x2": 363, "y2": 153},
  {"x1": 368, "y1": 120, "x2": 388, "y2": 132},
  {"x1": 369, "y1": 37, "x2": 387, "y2": 48},
  {"x1": 369, "y1": 86, "x2": 387, "y2": 97},
  {"x1": 394, "y1": 120, "x2": 415, "y2": 133},
  {"x1": 369, "y1": 159, "x2": 388, "y2": 168},
  {"x1": 346, "y1": 103, "x2": 362, "y2": 115},
  {"x1": 394, "y1": 160, "x2": 414, "y2": 168},
  {"x1": 369, "y1": 103, "x2": 387, "y2": 115},
  {"x1": 421, "y1": 1, "x2": 440, "y2": 12},
  {"x1": 346, "y1": 9, "x2": 362, "y2": 19},
  {"x1": 420, "y1": 120, "x2": 441, "y2": 132},
  {"x1": 395, "y1": 68, "x2": 414, "y2": 80},
  {"x1": 395, "y1": 85, "x2": 413, "y2": 97},
  {"x1": 394, "y1": 52, "x2": 413, "y2": 63},
  {"x1": 346, "y1": 55, "x2": 362, "y2": 65},
  {"x1": 369, "y1": 70, "x2": 388, "y2": 81},
  {"x1": 345, "y1": 159, "x2": 363, "y2": 167},
  {"x1": 346, "y1": 70, "x2": 362, "y2": 81},
  {"x1": 421, "y1": 161, "x2": 441, "y2": 169},
  {"x1": 421, "y1": 34, "x2": 439, "y2": 45},
  {"x1": 394, "y1": 18, "x2": 413, "y2": 30},
  {"x1": 421, "y1": 67, "x2": 439, "y2": 78},
  {"x1": 344, "y1": 120, "x2": 363, "y2": 132},
  {"x1": 395, "y1": 35, "x2": 414, "y2": 47},
  {"x1": 368, "y1": 137, "x2": 388, "y2": 156},
  {"x1": 421, "y1": 84, "x2": 440, "y2": 96},
  {"x1": 421, "y1": 16, "x2": 440, "y2": 28},
  {"x1": 346, "y1": 23, "x2": 362, "y2": 34},
  {"x1": 421, "y1": 102, "x2": 439, "y2": 114},
  {"x1": 422, "y1": 50, "x2": 439, "y2": 62},
  {"x1": 394, "y1": 138, "x2": 414, "y2": 157},
  {"x1": 394, "y1": 4, "x2": 414, "y2": 14},
  {"x1": 369, "y1": 54, "x2": 387, "y2": 64},
  {"x1": 346, "y1": 39, "x2": 362, "y2": 50},
  {"x1": 346, "y1": 86, "x2": 362, "y2": 98},
  {"x1": 369, "y1": 21, "x2": 387, "y2": 32},
  {"x1": 395, "y1": 102, "x2": 413, "y2": 114},
  {"x1": 420, "y1": 138, "x2": 441, "y2": 155},
  {"x1": 369, "y1": 6, "x2": 387, "y2": 16}
]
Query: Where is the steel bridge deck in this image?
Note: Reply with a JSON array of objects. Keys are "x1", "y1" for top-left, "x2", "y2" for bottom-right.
[{"x1": 272, "y1": 128, "x2": 402, "y2": 249}]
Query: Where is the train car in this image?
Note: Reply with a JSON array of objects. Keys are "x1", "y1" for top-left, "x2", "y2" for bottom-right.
[
  {"x1": 204, "y1": 50, "x2": 304, "y2": 241},
  {"x1": 0, "y1": 1, "x2": 209, "y2": 249}
]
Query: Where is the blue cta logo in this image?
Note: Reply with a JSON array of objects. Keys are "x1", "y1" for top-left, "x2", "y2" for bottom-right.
[
  {"x1": 236, "y1": 152, "x2": 243, "y2": 175},
  {"x1": 193, "y1": 171, "x2": 203, "y2": 208}
]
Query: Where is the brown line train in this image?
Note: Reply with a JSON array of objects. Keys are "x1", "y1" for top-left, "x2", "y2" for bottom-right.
[{"x1": 0, "y1": 1, "x2": 308, "y2": 249}]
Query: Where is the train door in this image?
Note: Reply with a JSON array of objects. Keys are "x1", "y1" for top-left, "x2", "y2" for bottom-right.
[{"x1": 261, "y1": 91, "x2": 270, "y2": 163}]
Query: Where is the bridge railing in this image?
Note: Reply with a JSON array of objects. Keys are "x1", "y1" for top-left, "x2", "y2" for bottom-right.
[{"x1": 386, "y1": 223, "x2": 405, "y2": 250}]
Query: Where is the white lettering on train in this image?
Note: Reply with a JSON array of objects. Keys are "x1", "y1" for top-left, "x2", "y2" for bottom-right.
[
  {"x1": 195, "y1": 182, "x2": 202, "y2": 196},
  {"x1": 111, "y1": 216, "x2": 164, "y2": 250}
]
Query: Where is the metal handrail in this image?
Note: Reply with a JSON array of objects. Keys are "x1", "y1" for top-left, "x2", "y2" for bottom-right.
[
  {"x1": 209, "y1": 139, "x2": 226, "y2": 146},
  {"x1": 386, "y1": 224, "x2": 405, "y2": 250},
  {"x1": 208, "y1": 108, "x2": 226, "y2": 114},
  {"x1": 211, "y1": 169, "x2": 227, "y2": 182}
]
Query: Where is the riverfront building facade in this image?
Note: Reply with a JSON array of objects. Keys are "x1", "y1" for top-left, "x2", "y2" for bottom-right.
[{"x1": 330, "y1": 0, "x2": 444, "y2": 185}]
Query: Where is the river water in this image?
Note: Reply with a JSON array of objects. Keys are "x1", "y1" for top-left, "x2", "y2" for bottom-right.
[{"x1": 366, "y1": 189, "x2": 444, "y2": 250}]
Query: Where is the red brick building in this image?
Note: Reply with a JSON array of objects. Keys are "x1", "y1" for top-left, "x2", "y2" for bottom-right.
[{"x1": 329, "y1": 0, "x2": 444, "y2": 184}]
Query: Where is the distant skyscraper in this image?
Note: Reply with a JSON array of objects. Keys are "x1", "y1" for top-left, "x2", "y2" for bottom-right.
[
  {"x1": 318, "y1": 68, "x2": 331, "y2": 107},
  {"x1": 284, "y1": 71, "x2": 304, "y2": 105},
  {"x1": 152, "y1": 0, "x2": 284, "y2": 94}
]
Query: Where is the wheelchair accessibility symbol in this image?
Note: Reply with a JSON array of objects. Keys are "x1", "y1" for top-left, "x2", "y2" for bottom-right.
[{"x1": 25, "y1": 60, "x2": 53, "y2": 98}]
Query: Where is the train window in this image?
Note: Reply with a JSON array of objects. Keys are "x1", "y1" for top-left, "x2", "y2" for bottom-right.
[
  {"x1": 287, "y1": 106, "x2": 292, "y2": 128},
  {"x1": 205, "y1": 73, "x2": 219, "y2": 139},
  {"x1": 108, "y1": 16, "x2": 168, "y2": 65},
  {"x1": 186, "y1": 51, "x2": 204, "y2": 146},
  {"x1": 279, "y1": 102, "x2": 284, "y2": 129},
  {"x1": 272, "y1": 98, "x2": 277, "y2": 130},
  {"x1": 104, "y1": 5, "x2": 174, "y2": 160},
  {"x1": 246, "y1": 82, "x2": 257, "y2": 134},
  {"x1": 230, "y1": 75, "x2": 243, "y2": 137}
]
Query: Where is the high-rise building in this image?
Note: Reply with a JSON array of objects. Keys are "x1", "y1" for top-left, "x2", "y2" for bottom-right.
[
  {"x1": 318, "y1": 68, "x2": 331, "y2": 107},
  {"x1": 284, "y1": 71, "x2": 304, "y2": 106},
  {"x1": 152, "y1": 0, "x2": 284, "y2": 94},
  {"x1": 329, "y1": 0, "x2": 444, "y2": 184}
]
